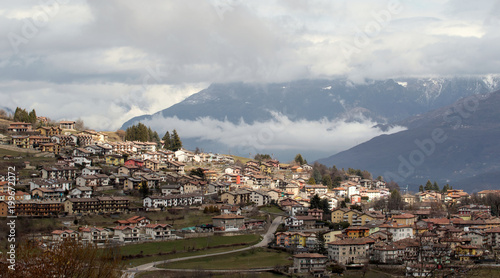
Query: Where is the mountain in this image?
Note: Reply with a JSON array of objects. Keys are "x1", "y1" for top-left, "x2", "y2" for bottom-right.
[
  {"x1": 316, "y1": 90, "x2": 500, "y2": 192},
  {"x1": 121, "y1": 77, "x2": 500, "y2": 129},
  {"x1": 120, "y1": 76, "x2": 500, "y2": 162}
]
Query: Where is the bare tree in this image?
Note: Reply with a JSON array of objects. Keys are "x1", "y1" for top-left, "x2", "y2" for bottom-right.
[
  {"x1": 0, "y1": 239, "x2": 124, "y2": 278},
  {"x1": 75, "y1": 118, "x2": 88, "y2": 131}
]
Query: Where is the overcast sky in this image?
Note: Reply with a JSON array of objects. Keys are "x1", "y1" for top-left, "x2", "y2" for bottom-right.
[{"x1": 1, "y1": 0, "x2": 500, "y2": 137}]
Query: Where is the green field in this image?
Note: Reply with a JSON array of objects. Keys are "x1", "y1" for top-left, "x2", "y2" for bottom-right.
[
  {"x1": 121, "y1": 234, "x2": 261, "y2": 266},
  {"x1": 466, "y1": 267, "x2": 500, "y2": 277},
  {"x1": 229, "y1": 155, "x2": 253, "y2": 164},
  {"x1": 137, "y1": 270, "x2": 286, "y2": 278},
  {"x1": 259, "y1": 205, "x2": 285, "y2": 215},
  {"x1": 157, "y1": 248, "x2": 291, "y2": 270},
  {"x1": 78, "y1": 209, "x2": 216, "y2": 230}
]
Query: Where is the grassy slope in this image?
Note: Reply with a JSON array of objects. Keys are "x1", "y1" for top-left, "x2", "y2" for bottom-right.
[
  {"x1": 121, "y1": 234, "x2": 261, "y2": 267},
  {"x1": 79, "y1": 210, "x2": 216, "y2": 230},
  {"x1": 101, "y1": 131, "x2": 123, "y2": 142},
  {"x1": 158, "y1": 248, "x2": 291, "y2": 270},
  {"x1": 137, "y1": 270, "x2": 285, "y2": 278}
]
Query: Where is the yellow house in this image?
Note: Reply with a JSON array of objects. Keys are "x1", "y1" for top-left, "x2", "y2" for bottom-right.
[
  {"x1": 323, "y1": 230, "x2": 343, "y2": 246},
  {"x1": 36, "y1": 126, "x2": 62, "y2": 136},
  {"x1": 291, "y1": 233, "x2": 307, "y2": 247},
  {"x1": 391, "y1": 213, "x2": 417, "y2": 226},
  {"x1": 260, "y1": 164, "x2": 272, "y2": 175},
  {"x1": 106, "y1": 155, "x2": 124, "y2": 166},
  {"x1": 331, "y1": 208, "x2": 375, "y2": 226},
  {"x1": 456, "y1": 245, "x2": 481, "y2": 261},
  {"x1": 345, "y1": 226, "x2": 370, "y2": 238},
  {"x1": 331, "y1": 208, "x2": 353, "y2": 223},
  {"x1": 357, "y1": 213, "x2": 375, "y2": 226}
]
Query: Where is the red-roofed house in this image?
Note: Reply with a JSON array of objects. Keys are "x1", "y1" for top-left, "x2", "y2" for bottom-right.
[
  {"x1": 144, "y1": 223, "x2": 173, "y2": 240},
  {"x1": 113, "y1": 226, "x2": 141, "y2": 242},
  {"x1": 51, "y1": 229, "x2": 78, "y2": 242}
]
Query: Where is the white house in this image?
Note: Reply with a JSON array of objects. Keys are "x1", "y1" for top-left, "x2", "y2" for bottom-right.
[
  {"x1": 82, "y1": 166, "x2": 102, "y2": 176},
  {"x1": 113, "y1": 226, "x2": 141, "y2": 242},
  {"x1": 347, "y1": 185, "x2": 359, "y2": 198},
  {"x1": 73, "y1": 156, "x2": 92, "y2": 167},
  {"x1": 80, "y1": 227, "x2": 111, "y2": 245},
  {"x1": 249, "y1": 190, "x2": 271, "y2": 206},
  {"x1": 69, "y1": 186, "x2": 92, "y2": 198},
  {"x1": 379, "y1": 222, "x2": 414, "y2": 241},
  {"x1": 143, "y1": 194, "x2": 204, "y2": 208},
  {"x1": 144, "y1": 224, "x2": 174, "y2": 240}
]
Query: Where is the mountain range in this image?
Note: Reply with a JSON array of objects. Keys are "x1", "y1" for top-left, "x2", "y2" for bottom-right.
[
  {"x1": 121, "y1": 76, "x2": 500, "y2": 191},
  {"x1": 317, "y1": 90, "x2": 500, "y2": 192},
  {"x1": 122, "y1": 77, "x2": 500, "y2": 128}
]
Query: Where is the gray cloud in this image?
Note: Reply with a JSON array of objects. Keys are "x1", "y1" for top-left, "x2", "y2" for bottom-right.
[
  {"x1": 0, "y1": 0, "x2": 499, "y2": 131},
  {"x1": 139, "y1": 112, "x2": 407, "y2": 156}
]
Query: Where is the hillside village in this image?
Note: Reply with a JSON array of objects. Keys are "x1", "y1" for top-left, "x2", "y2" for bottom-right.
[{"x1": 3, "y1": 118, "x2": 500, "y2": 277}]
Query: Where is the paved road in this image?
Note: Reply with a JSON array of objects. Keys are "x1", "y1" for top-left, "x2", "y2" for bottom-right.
[{"x1": 123, "y1": 216, "x2": 282, "y2": 277}]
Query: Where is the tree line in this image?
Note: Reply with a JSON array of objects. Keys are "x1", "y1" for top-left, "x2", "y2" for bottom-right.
[
  {"x1": 124, "y1": 122, "x2": 160, "y2": 143},
  {"x1": 124, "y1": 123, "x2": 183, "y2": 151},
  {"x1": 162, "y1": 129, "x2": 182, "y2": 151},
  {"x1": 13, "y1": 107, "x2": 37, "y2": 125},
  {"x1": 418, "y1": 180, "x2": 452, "y2": 193}
]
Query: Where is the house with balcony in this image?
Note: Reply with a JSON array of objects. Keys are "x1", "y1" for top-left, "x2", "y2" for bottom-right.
[
  {"x1": 41, "y1": 165, "x2": 78, "y2": 180},
  {"x1": 290, "y1": 253, "x2": 327, "y2": 276},
  {"x1": 114, "y1": 216, "x2": 151, "y2": 228},
  {"x1": 14, "y1": 200, "x2": 64, "y2": 216},
  {"x1": 144, "y1": 224, "x2": 174, "y2": 240},
  {"x1": 105, "y1": 154, "x2": 124, "y2": 166},
  {"x1": 59, "y1": 121, "x2": 76, "y2": 130},
  {"x1": 113, "y1": 226, "x2": 141, "y2": 242},
  {"x1": 212, "y1": 214, "x2": 245, "y2": 231},
  {"x1": 31, "y1": 187, "x2": 65, "y2": 201},
  {"x1": 36, "y1": 126, "x2": 62, "y2": 136},
  {"x1": 8, "y1": 122, "x2": 33, "y2": 133},
  {"x1": 327, "y1": 237, "x2": 375, "y2": 265},
  {"x1": 379, "y1": 222, "x2": 414, "y2": 242},
  {"x1": 221, "y1": 190, "x2": 251, "y2": 205},
  {"x1": 69, "y1": 186, "x2": 92, "y2": 199},
  {"x1": 143, "y1": 194, "x2": 204, "y2": 208},
  {"x1": 64, "y1": 197, "x2": 130, "y2": 215},
  {"x1": 80, "y1": 227, "x2": 111, "y2": 245},
  {"x1": 10, "y1": 135, "x2": 30, "y2": 148},
  {"x1": 51, "y1": 229, "x2": 79, "y2": 242},
  {"x1": 163, "y1": 161, "x2": 185, "y2": 174}
]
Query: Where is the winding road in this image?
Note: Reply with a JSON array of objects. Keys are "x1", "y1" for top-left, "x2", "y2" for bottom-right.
[{"x1": 122, "y1": 216, "x2": 283, "y2": 277}]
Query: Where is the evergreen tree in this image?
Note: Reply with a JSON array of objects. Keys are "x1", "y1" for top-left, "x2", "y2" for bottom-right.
[
  {"x1": 424, "y1": 180, "x2": 433, "y2": 191},
  {"x1": 310, "y1": 194, "x2": 321, "y2": 209},
  {"x1": 387, "y1": 189, "x2": 404, "y2": 211},
  {"x1": 320, "y1": 198, "x2": 330, "y2": 214},
  {"x1": 171, "y1": 129, "x2": 182, "y2": 151},
  {"x1": 432, "y1": 181, "x2": 440, "y2": 191},
  {"x1": 307, "y1": 177, "x2": 316, "y2": 184},
  {"x1": 294, "y1": 154, "x2": 304, "y2": 165},
  {"x1": 13, "y1": 107, "x2": 30, "y2": 123},
  {"x1": 137, "y1": 123, "x2": 149, "y2": 142},
  {"x1": 419, "y1": 185, "x2": 424, "y2": 192},
  {"x1": 162, "y1": 131, "x2": 171, "y2": 149},
  {"x1": 322, "y1": 175, "x2": 333, "y2": 188},
  {"x1": 147, "y1": 127, "x2": 154, "y2": 142},
  {"x1": 312, "y1": 169, "x2": 322, "y2": 184},
  {"x1": 140, "y1": 182, "x2": 149, "y2": 198},
  {"x1": 28, "y1": 109, "x2": 37, "y2": 125}
]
